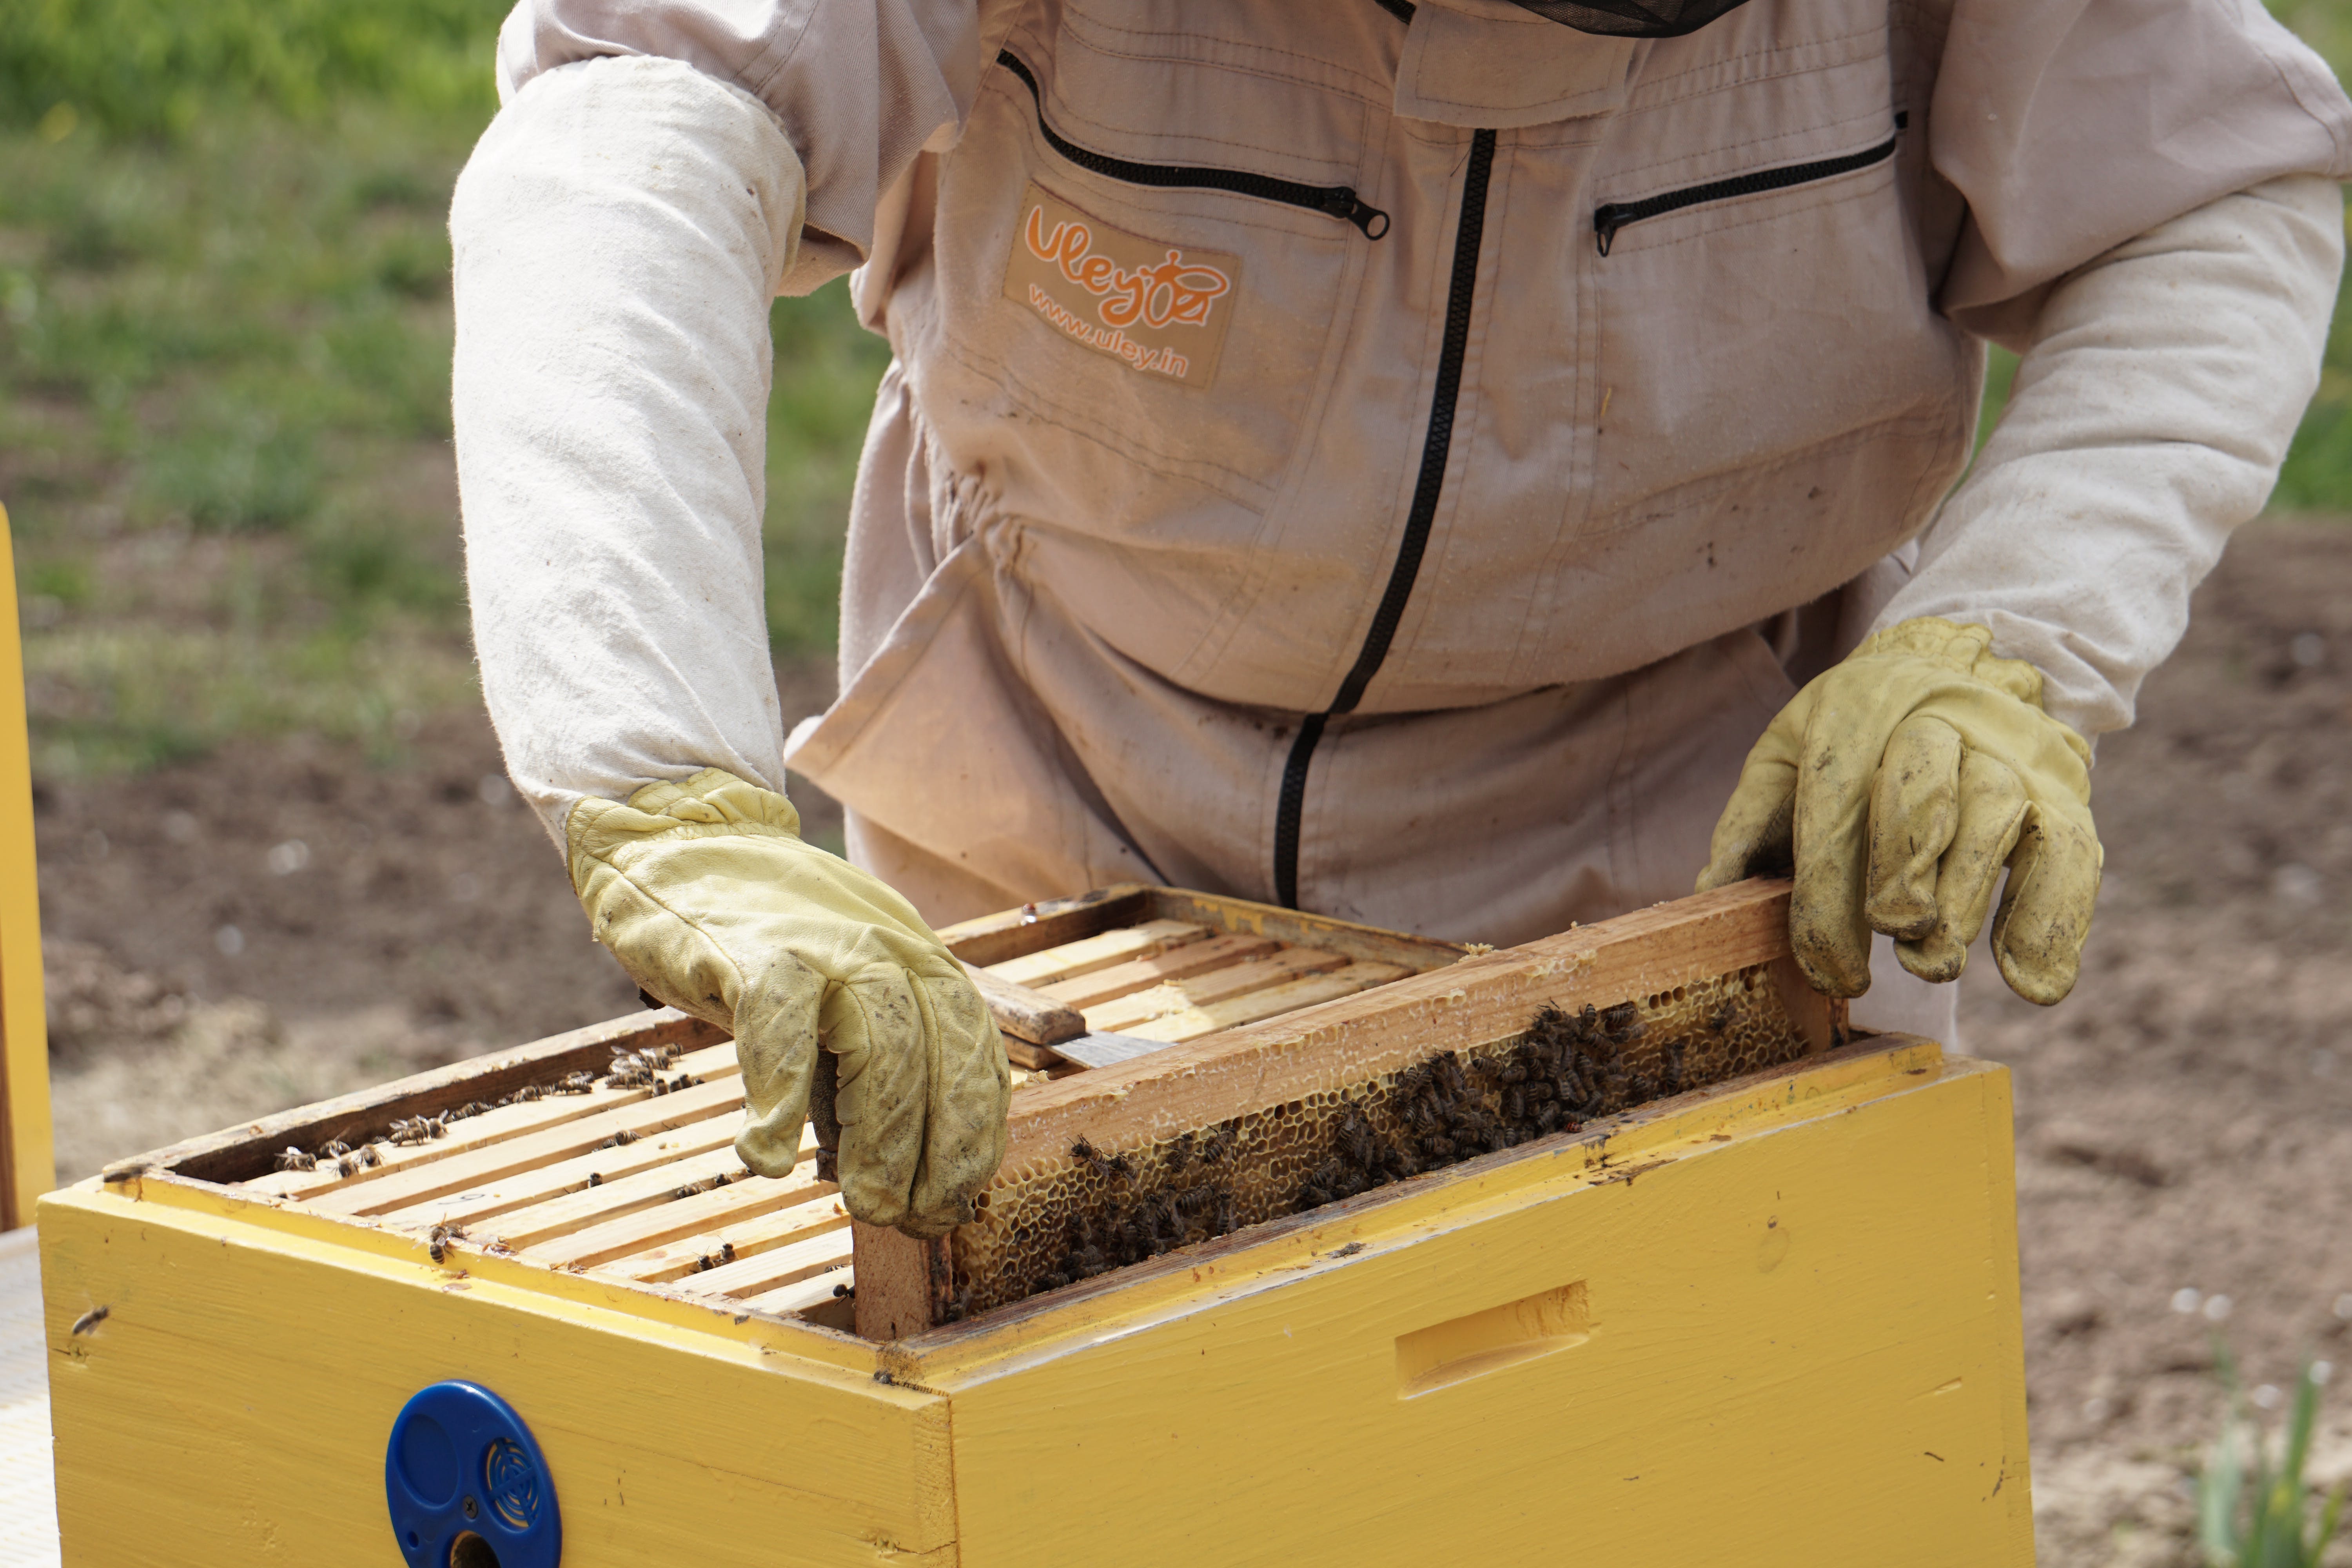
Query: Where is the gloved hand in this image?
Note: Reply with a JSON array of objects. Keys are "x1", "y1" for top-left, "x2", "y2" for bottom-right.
[
  {"x1": 567, "y1": 768, "x2": 1009, "y2": 1236},
  {"x1": 1697, "y1": 617, "x2": 2100, "y2": 1005}
]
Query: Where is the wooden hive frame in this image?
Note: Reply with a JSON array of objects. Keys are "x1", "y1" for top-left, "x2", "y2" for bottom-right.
[{"x1": 85, "y1": 879, "x2": 1837, "y2": 1350}]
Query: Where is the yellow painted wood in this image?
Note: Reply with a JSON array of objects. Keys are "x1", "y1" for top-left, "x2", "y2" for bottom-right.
[
  {"x1": 37, "y1": 1183, "x2": 957, "y2": 1566},
  {"x1": 928, "y1": 1052, "x2": 2033, "y2": 1568},
  {"x1": 0, "y1": 500, "x2": 54, "y2": 1229},
  {"x1": 115, "y1": 1171, "x2": 885, "y2": 1376}
]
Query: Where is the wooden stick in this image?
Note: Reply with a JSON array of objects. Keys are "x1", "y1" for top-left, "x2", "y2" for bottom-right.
[
  {"x1": 959, "y1": 963, "x2": 1086, "y2": 1047},
  {"x1": 851, "y1": 1223, "x2": 954, "y2": 1341}
]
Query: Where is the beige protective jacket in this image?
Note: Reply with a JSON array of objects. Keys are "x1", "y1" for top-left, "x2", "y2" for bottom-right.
[{"x1": 457, "y1": 0, "x2": 2351, "y2": 956}]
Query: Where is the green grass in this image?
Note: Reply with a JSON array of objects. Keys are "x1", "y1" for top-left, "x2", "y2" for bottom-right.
[
  {"x1": 1, "y1": 5, "x2": 887, "y2": 778},
  {"x1": 0, "y1": 0, "x2": 2346, "y2": 779},
  {"x1": 2198, "y1": 1349, "x2": 2344, "y2": 1568}
]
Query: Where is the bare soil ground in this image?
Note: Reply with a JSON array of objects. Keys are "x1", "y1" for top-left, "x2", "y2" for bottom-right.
[{"x1": 30, "y1": 520, "x2": 2352, "y2": 1563}]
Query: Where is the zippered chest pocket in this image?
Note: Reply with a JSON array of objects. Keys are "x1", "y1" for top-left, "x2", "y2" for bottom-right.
[
  {"x1": 1593, "y1": 112, "x2": 1906, "y2": 256},
  {"x1": 922, "y1": 34, "x2": 1384, "y2": 509}
]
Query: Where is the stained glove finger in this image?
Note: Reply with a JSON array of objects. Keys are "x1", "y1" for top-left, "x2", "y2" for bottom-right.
[
  {"x1": 1989, "y1": 802, "x2": 2102, "y2": 1005},
  {"x1": 1894, "y1": 749, "x2": 2027, "y2": 983},
  {"x1": 730, "y1": 951, "x2": 828, "y2": 1178},
  {"x1": 826, "y1": 971, "x2": 934, "y2": 1230},
  {"x1": 1696, "y1": 752, "x2": 1798, "y2": 893},
  {"x1": 1787, "y1": 712, "x2": 1880, "y2": 999},
  {"x1": 1863, "y1": 715, "x2": 1962, "y2": 942},
  {"x1": 901, "y1": 971, "x2": 1011, "y2": 1240}
]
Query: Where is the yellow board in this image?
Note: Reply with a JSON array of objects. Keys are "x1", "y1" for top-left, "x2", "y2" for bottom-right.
[
  {"x1": 0, "y1": 499, "x2": 55, "y2": 1230},
  {"x1": 39, "y1": 1035, "x2": 2034, "y2": 1566}
]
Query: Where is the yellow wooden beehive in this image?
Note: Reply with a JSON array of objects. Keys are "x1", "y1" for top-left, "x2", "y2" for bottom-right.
[{"x1": 36, "y1": 879, "x2": 2035, "y2": 1565}]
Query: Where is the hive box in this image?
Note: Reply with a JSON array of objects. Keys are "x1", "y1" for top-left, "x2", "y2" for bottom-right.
[{"x1": 37, "y1": 879, "x2": 2034, "y2": 1565}]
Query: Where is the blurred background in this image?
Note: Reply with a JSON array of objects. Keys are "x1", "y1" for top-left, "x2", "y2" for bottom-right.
[{"x1": 4, "y1": 2, "x2": 2351, "y2": 1561}]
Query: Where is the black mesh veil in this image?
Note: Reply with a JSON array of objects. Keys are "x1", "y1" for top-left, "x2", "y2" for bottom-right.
[{"x1": 1503, "y1": 0, "x2": 1755, "y2": 37}]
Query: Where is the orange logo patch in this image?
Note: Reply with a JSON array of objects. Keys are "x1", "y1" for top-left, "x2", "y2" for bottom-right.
[{"x1": 1003, "y1": 183, "x2": 1241, "y2": 389}]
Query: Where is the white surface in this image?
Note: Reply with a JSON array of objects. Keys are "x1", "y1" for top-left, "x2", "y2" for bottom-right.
[{"x1": 0, "y1": 1226, "x2": 59, "y2": 1567}]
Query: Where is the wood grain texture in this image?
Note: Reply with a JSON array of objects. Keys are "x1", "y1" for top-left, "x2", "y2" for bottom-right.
[
  {"x1": 0, "y1": 502, "x2": 53, "y2": 1227},
  {"x1": 1036, "y1": 933, "x2": 1281, "y2": 1008},
  {"x1": 1079, "y1": 946, "x2": 1352, "y2": 1031},
  {"x1": 525, "y1": 1155, "x2": 829, "y2": 1269},
  {"x1": 938, "y1": 884, "x2": 1154, "y2": 968},
  {"x1": 984, "y1": 919, "x2": 1209, "y2": 987},
  {"x1": 379, "y1": 1111, "x2": 747, "y2": 1229},
  {"x1": 115, "y1": 1010, "x2": 730, "y2": 1186},
  {"x1": 666, "y1": 1216, "x2": 857, "y2": 1298},
  {"x1": 472, "y1": 1144, "x2": 750, "y2": 1252},
  {"x1": 307, "y1": 1078, "x2": 748, "y2": 1218},
  {"x1": 36, "y1": 1184, "x2": 956, "y2": 1566},
  {"x1": 960, "y1": 962, "x2": 1087, "y2": 1046},
  {"x1": 853, "y1": 1222, "x2": 953, "y2": 1341},
  {"x1": 240, "y1": 1039, "x2": 742, "y2": 1200},
  {"x1": 992, "y1": 878, "x2": 1805, "y2": 1181},
  {"x1": 1116, "y1": 959, "x2": 1411, "y2": 1043},
  {"x1": 606, "y1": 1190, "x2": 850, "y2": 1285},
  {"x1": 928, "y1": 1051, "x2": 2033, "y2": 1568}
]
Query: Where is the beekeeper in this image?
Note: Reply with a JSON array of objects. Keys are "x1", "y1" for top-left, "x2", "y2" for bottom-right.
[{"x1": 451, "y1": 0, "x2": 2352, "y2": 1233}]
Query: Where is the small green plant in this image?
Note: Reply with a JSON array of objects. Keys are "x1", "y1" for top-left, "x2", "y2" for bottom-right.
[{"x1": 2198, "y1": 1346, "x2": 2344, "y2": 1568}]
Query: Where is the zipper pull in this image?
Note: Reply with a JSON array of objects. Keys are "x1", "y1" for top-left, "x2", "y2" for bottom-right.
[
  {"x1": 1593, "y1": 204, "x2": 1628, "y2": 258},
  {"x1": 1323, "y1": 188, "x2": 1391, "y2": 239}
]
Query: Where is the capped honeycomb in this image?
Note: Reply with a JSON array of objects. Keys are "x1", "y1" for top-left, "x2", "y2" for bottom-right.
[{"x1": 951, "y1": 961, "x2": 1816, "y2": 1316}]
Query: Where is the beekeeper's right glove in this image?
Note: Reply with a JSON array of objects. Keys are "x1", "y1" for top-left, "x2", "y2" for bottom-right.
[{"x1": 567, "y1": 768, "x2": 1009, "y2": 1237}]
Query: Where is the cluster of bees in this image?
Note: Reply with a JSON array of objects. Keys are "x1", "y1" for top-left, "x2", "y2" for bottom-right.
[
  {"x1": 688, "y1": 1240, "x2": 739, "y2": 1272},
  {"x1": 1294, "y1": 1001, "x2": 1666, "y2": 1213},
  {"x1": 1024, "y1": 1125, "x2": 1243, "y2": 1296},
  {"x1": 267, "y1": 1044, "x2": 698, "y2": 1181}
]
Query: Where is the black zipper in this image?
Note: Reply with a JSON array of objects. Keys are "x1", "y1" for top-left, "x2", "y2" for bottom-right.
[
  {"x1": 998, "y1": 51, "x2": 1391, "y2": 239},
  {"x1": 1273, "y1": 128, "x2": 1498, "y2": 909},
  {"x1": 1592, "y1": 112, "x2": 1907, "y2": 256}
]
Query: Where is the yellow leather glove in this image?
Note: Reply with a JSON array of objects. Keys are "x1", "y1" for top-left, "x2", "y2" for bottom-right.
[
  {"x1": 1697, "y1": 617, "x2": 2101, "y2": 1005},
  {"x1": 567, "y1": 768, "x2": 1009, "y2": 1236}
]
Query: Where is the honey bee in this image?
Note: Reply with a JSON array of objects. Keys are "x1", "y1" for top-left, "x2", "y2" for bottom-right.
[
  {"x1": 505, "y1": 1084, "x2": 545, "y2": 1104},
  {"x1": 831, "y1": 1281, "x2": 855, "y2": 1299},
  {"x1": 318, "y1": 1139, "x2": 351, "y2": 1159},
  {"x1": 274, "y1": 1146, "x2": 317, "y2": 1172},
  {"x1": 598, "y1": 1129, "x2": 639, "y2": 1150},
  {"x1": 427, "y1": 1223, "x2": 464, "y2": 1264},
  {"x1": 70, "y1": 1305, "x2": 109, "y2": 1336},
  {"x1": 555, "y1": 1071, "x2": 597, "y2": 1095},
  {"x1": 355, "y1": 1144, "x2": 383, "y2": 1169}
]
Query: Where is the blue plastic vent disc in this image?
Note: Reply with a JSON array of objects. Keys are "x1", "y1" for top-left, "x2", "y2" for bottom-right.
[{"x1": 385, "y1": 1381, "x2": 562, "y2": 1568}]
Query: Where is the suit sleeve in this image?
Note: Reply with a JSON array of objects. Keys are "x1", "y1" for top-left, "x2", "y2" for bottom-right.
[{"x1": 1875, "y1": 173, "x2": 2346, "y2": 739}]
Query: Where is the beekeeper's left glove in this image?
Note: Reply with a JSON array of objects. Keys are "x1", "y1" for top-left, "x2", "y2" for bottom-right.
[{"x1": 1697, "y1": 617, "x2": 2100, "y2": 1005}]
